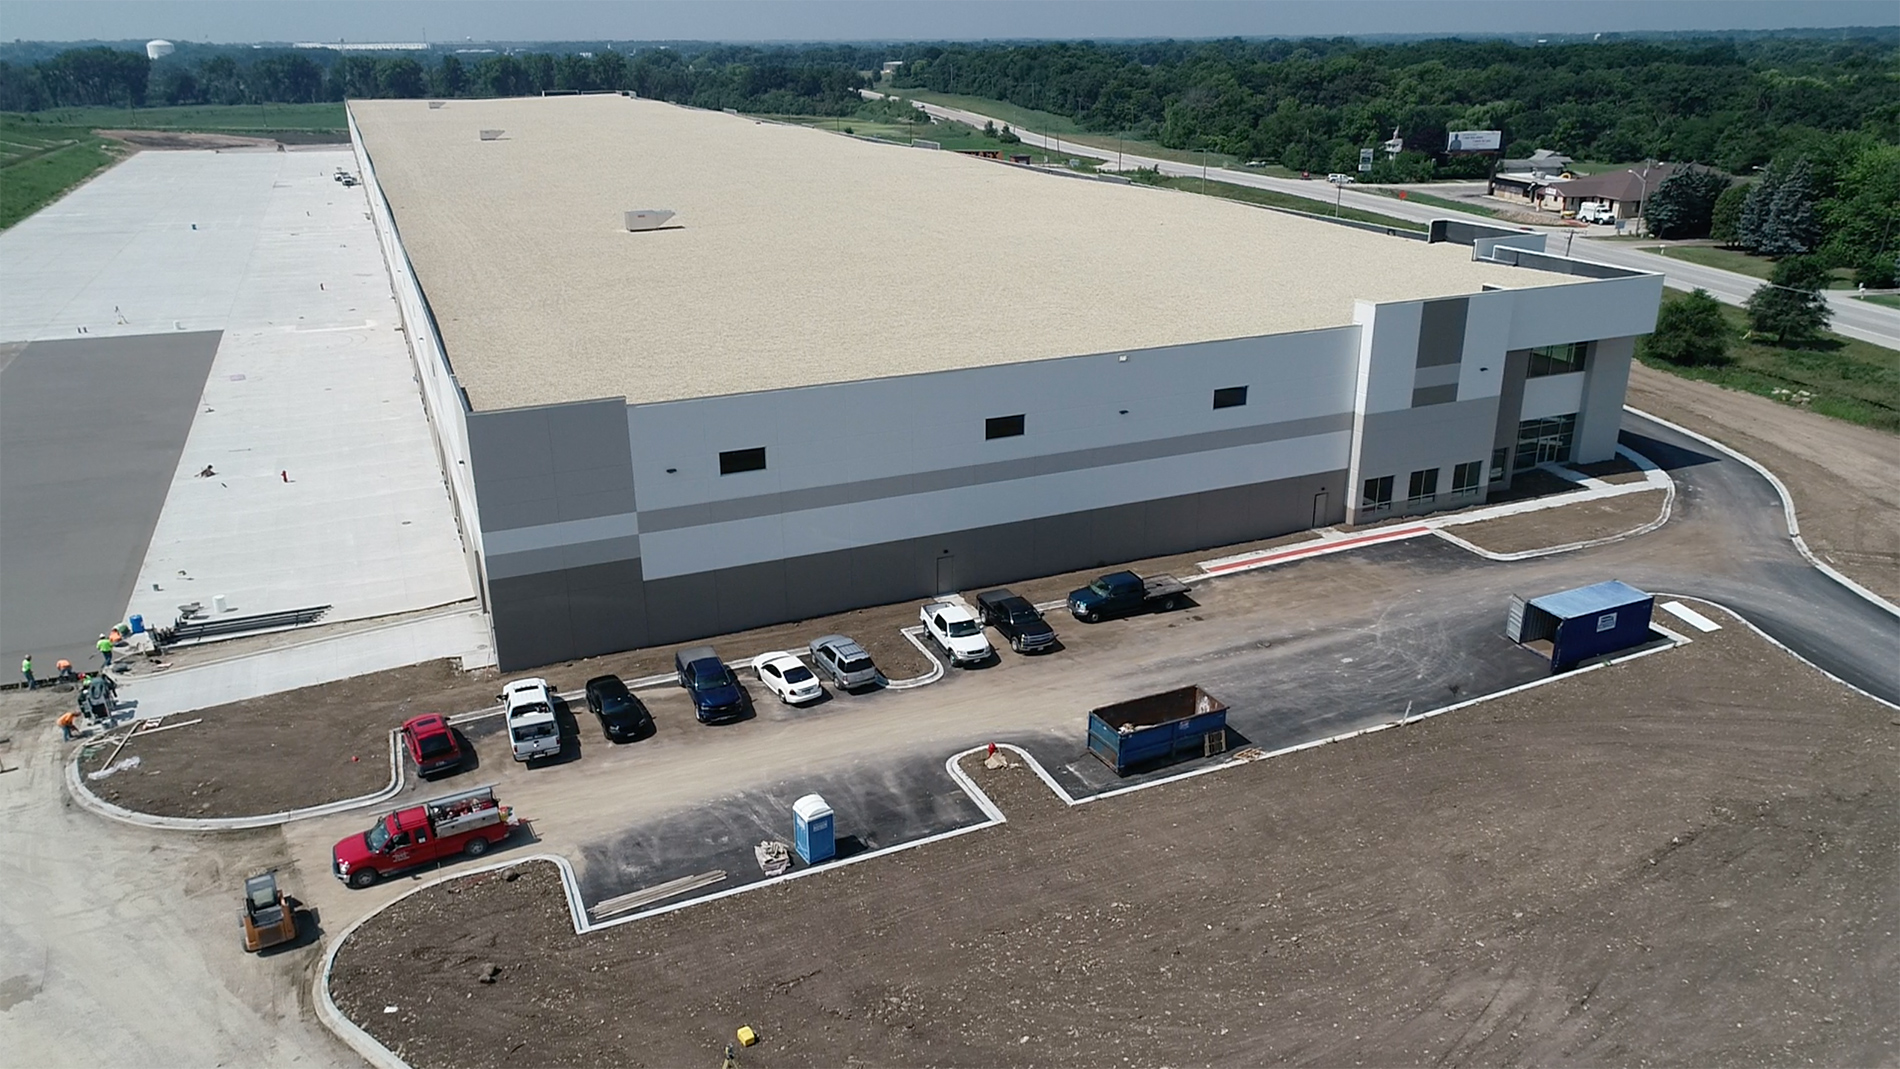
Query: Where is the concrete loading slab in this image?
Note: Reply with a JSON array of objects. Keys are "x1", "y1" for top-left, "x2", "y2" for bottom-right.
[
  {"x1": 0, "y1": 148, "x2": 477, "y2": 677},
  {"x1": 0, "y1": 332, "x2": 220, "y2": 670}
]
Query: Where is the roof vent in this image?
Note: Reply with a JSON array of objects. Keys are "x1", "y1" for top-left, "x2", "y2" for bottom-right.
[
  {"x1": 478, "y1": 129, "x2": 505, "y2": 141},
  {"x1": 623, "y1": 209, "x2": 677, "y2": 232}
]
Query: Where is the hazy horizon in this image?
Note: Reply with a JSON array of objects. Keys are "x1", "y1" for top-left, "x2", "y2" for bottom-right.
[{"x1": 1, "y1": 0, "x2": 1893, "y2": 46}]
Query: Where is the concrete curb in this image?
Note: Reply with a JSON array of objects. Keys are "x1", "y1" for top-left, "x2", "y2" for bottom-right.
[
  {"x1": 1625, "y1": 405, "x2": 1900, "y2": 618},
  {"x1": 1433, "y1": 445, "x2": 1676, "y2": 562},
  {"x1": 311, "y1": 633, "x2": 1698, "y2": 1066},
  {"x1": 65, "y1": 727, "x2": 406, "y2": 832},
  {"x1": 884, "y1": 626, "x2": 945, "y2": 689}
]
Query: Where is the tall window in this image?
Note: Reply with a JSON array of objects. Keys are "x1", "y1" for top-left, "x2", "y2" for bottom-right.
[
  {"x1": 1362, "y1": 475, "x2": 1394, "y2": 512},
  {"x1": 1514, "y1": 413, "x2": 1577, "y2": 470},
  {"x1": 719, "y1": 447, "x2": 767, "y2": 475},
  {"x1": 1489, "y1": 447, "x2": 1509, "y2": 485},
  {"x1": 985, "y1": 414, "x2": 1025, "y2": 439},
  {"x1": 1212, "y1": 386, "x2": 1249, "y2": 409},
  {"x1": 1452, "y1": 460, "x2": 1484, "y2": 494},
  {"x1": 1526, "y1": 341, "x2": 1586, "y2": 378},
  {"x1": 1407, "y1": 467, "x2": 1439, "y2": 504}
]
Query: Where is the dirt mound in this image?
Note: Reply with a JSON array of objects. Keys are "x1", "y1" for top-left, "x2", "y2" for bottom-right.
[{"x1": 98, "y1": 130, "x2": 282, "y2": 151}]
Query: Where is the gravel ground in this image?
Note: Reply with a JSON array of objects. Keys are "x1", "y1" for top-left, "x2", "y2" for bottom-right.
[
  {"x1": 1449, "y1": 489, "x2": 1666, "y2": 555},
  {"x1": 328, "y1": 617, "x2": 1899, "y2": 1067}
]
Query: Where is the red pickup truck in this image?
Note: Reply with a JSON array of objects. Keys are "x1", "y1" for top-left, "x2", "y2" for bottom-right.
[{"x1": 332, "y1": 785, "x2": 517, "y2": 888}]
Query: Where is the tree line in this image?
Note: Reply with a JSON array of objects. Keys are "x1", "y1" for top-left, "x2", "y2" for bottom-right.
[
  {"x1": 890, "y1": 35, "x2": 1899, "y2": 180},
  {"x1": 0, "y1": 44, "x2": 871, "y2": 115}
]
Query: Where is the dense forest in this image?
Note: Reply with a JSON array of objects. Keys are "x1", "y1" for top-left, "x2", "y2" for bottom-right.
[
  {"x1": 0, "y1": 43, "x2": 873, "y2": 116},
  {"x1": 893, "y1": 36, "x2": 1900, "y2": 179}
]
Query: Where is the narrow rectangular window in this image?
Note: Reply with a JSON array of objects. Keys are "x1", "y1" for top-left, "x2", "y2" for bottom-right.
[
  {"x1": 718, "y1": 447, "x2": 767, "y2": 475},
  {"x1": 1407, "y1": 467, "x2": 1439, "y2": 504},
  {"x1": 985, "y1": 414, "x2": 1025, "y2": 439},
  {"x1": 1212, "y1": 386, "x2": 1248, "y2": 409},
  {"x1": 1452, "y1": 460, "x2": 1483, "y2": 493},
  {"x1": 1489, "y1": 447, "x2": 1508, "y2": 484},
  {"x1": 1526, "y1": 341, "x2": 1587, "y2": 378},
  {"x1": 1362, "y1": 475, "x2": 1394, "y2": 511}
]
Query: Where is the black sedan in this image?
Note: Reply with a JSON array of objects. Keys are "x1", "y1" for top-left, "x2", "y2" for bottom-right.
[{"x1": 585, "y1": 674, "x2": 653, "y2": 742}]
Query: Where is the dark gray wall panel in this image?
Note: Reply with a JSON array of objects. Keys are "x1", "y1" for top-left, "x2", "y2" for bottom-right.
[
  {"x1": 488, "y1": 469, "x2": 1349, "y2": 667},
  {"x1": 1416, "y1": 298, "x2": 1469, "y2": 368},
  {"x1": 1411, "y1": 383, "x2": 1460, "y2": 407},
  {"x1": 469, "y1": 398, "x2": 637, "y2": 532}
]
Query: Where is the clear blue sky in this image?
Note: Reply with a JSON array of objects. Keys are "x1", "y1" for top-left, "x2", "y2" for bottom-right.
[{"x1": 1, "y1": 0, "x2": 1892, "y2": 44}]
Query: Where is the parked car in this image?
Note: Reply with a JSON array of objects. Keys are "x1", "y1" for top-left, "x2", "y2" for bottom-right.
[
  {"x1": 751, "y1": 651, "x2": 825, "y2": 705},
  {"x1": 500, "y1": 678, "x2": 561, "y2": 762},
  {"x1": 808, "y1": 634, "x2": 881, "y2": 690},
  {"x1": 674, "y1": 646, "x2": 747, "y2": 723},
  {"x1": 399, "y1": 714, "x2": 466, "y2": 777},
  {"x1": 1067, "y1": 570, "x2": 1192, "y2": 622},
  {"x1": 975, "y1": 588, "x2": 1058, "y2": 653},
  {"x1": 584, "y1": 674, "x2": 652, "y2": 742},
  {"x1": 920, "y1": 601, "x2": 993, "y2": 666},
  {"x1": 1326, "y1": 172, "x2": 1355, "y2": 184}
]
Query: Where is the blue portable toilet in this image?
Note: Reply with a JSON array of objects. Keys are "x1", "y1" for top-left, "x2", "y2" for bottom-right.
[
  {"x1": 792, "y1": 794, "x2": 835, "y2": 864},
  {"x1": 1509, "y1": 580, "x2": 1655, "y2": 672}
]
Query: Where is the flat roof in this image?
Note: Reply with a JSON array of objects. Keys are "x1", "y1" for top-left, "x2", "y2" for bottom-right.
[{"x1": 351, "y1": 95, "x2": 1573, "y2": 410}]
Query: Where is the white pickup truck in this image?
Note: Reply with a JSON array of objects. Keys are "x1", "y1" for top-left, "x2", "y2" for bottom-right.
[
  {"x1": 501, "y1": 678, "x2": 561, "y2": 762},
  {"x1": 920, "y1": 601, "x2": 994, "y2": 666}
]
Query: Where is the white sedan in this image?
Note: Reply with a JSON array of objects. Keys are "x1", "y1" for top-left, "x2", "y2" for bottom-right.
[{"x1": 750, "y1": 651, "x2": 825, "y2": 705}]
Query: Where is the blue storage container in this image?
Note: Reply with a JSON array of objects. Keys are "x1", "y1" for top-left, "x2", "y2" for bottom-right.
[
  {"x1": 792, "y1": 794, "x2": 834, "y2": 864},
  {"x1": 1508, "y1": 580, "x2": 1655, "y2": 671},
  {"x1": 128, "y1": 614, "x2": 145, "y2": 634}
]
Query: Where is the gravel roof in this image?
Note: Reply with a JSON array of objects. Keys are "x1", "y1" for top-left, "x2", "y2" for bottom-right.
[{"x1": 351, "y1": 95, "x2": 1570, "y2": 411}]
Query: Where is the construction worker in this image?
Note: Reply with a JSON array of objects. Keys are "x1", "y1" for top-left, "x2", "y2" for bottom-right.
[
  {"x1": 58, "y1": 710, "x2": 80, "y2": 741},
  {"x1": 88, "y1": 672, "x2": 118, "y2": 718},
  {"x1": 55, "y1": 659, "x2": 76, "y2": 687},
  {"x1": 20, "y1": 654, "x2": 34, "y2": 690},
  {"x1": 96, "y1": 634, "x2": 113, "y2": 669}
]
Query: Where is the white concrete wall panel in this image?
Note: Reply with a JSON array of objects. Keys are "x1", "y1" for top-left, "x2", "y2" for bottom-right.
[
  {"x1": 1457, "y1": 289, "x2": 1514, "y2": 401},
  {"x1": 1520, "y1": 372, "x2": 1587, "y2": 421},
  {"x1": 625, "y1": 327, "x2": 1360, "y2": 512},
  {"x1": 1505, "y1": 273, "x2": 1665, "y2": 350},
  {"x1": 1575, "y1": 335, "x2": 1637, "y2": 462},
  {"x1": 637, "y1": 430, "x2": 1352, "y2": 579},
  {"x1": 1351, "y1": 300, "x2": 1423, "y2": 416}
]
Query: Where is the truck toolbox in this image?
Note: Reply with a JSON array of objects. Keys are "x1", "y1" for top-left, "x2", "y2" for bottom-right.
[{"x1": 1086, "y1": 685, "x2": 1229, "y2": 776}]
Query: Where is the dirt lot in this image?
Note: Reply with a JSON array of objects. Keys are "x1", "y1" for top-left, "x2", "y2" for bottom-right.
[
  {"x1": 1448, "y1": 489, "x2": 1666, "y2": 555},
  {"x1": 328, "y1": 616, "x2": 1898, "y2": 1067},
  {"x1": 96, "y1": 130, "x2": 285, "y2": 151},
  {"x1": 1629, "y1": 363, "x2": 1900, "y2": 601},
  {"x1": 1570, "y1": 454, "x2": 1648, "y2": 483},
  {"x1": 79, "y1": 659, "x2": 472, "y2": 817}
]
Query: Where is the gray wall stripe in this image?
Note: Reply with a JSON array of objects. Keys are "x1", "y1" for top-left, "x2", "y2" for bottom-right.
[
  {"x1": 637, "y1": 411, "x2": 1353, "y2": 534},
  {"x1": 482, "y1": 511, "x2": 640, "y2": 555}
]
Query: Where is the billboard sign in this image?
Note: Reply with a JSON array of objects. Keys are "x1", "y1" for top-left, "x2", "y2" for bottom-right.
[
  {"x1": 1445, "y1": 130, "x2": 1503, "y2": 153},
  {"x1": 1358, "y1": 147, "x2": 1374, "y2": 172}
]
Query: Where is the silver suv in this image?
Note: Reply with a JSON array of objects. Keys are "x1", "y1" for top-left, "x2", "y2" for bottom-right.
[{"x1": 807, "y1": 634, "x2": 880, "y2": 690}]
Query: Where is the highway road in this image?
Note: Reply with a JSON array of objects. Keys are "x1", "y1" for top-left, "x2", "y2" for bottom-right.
[{"x1": 874, "y1": 92, "x2": 1900, "y2": 351}]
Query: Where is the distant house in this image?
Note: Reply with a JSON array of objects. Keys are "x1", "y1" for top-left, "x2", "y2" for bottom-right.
[
  {"x1": 1547, "y1": 164, "x2": 1677, "y2": 222},
  {"x1": 1487, "y1": 149, "x2": 1575, "y2": 209}
]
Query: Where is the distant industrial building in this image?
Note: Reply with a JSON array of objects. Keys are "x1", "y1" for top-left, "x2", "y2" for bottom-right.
[{"x1": 349, "y1": 96, "x2": 1663, "y2": 669}]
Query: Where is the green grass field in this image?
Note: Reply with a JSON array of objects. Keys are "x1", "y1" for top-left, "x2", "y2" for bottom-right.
[
  {"x1": 1369, "y1": 188, "x2": 1501, "y2": 218},
  {"x1": 1639, "y1": 289, "x2": 1900, "y2": 432},
  {"x1": 1655, "y1": 244, "x2": 1858, "y2": 288},
  {"x1": 0, "y1": 116, "x2": 124, "y2": 230},
  {"x1": 762, "y1": 113, "x2": 1086, "y2": 166},
  {"x1": 1855, "y1": 294, "x2": 1900, "y2": 310},
  {"x1": 884, "y1": 88, "x2": 1271, "y2": 172},
  {"x1": 1136, "y1": 172, "x2": 1425, "y2": 232},
  {"x1": 22, "y1": 102, "x2": 347, "y2": 134}
]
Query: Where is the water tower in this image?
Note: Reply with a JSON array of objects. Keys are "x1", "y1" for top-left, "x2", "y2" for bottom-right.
[{"x1": 146, "y1": 40, "x2": 175, "y2": 60}]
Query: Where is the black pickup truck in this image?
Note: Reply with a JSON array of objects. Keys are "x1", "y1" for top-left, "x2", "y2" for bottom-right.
[
  {"x1": 1066, "y1": 570, "x2": 1192, "y2": 622},
  {"x1": 975, "y1": 589, "x2": 1058, "y2": 653}
]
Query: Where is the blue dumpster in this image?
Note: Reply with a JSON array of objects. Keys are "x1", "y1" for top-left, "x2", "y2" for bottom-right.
[
  {"x1": 128, "y1": 614, "x2": 145, "y2": 635},
  {"x1": 792, "y1": 794, "x2": 834, "y2": 864}
]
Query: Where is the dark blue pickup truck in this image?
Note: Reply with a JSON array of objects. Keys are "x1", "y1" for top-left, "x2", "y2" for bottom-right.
[
  {"x1": 1066, "y1": 570, "x2": 1192, "y2": 622},
  {"x1": 674, "y1": 645, "x2": 747, "y2": 723}
]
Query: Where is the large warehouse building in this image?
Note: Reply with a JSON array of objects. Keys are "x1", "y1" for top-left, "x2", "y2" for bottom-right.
[{"x1": 349, "y1": 95, "x2": 1663, "y2": 670}]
